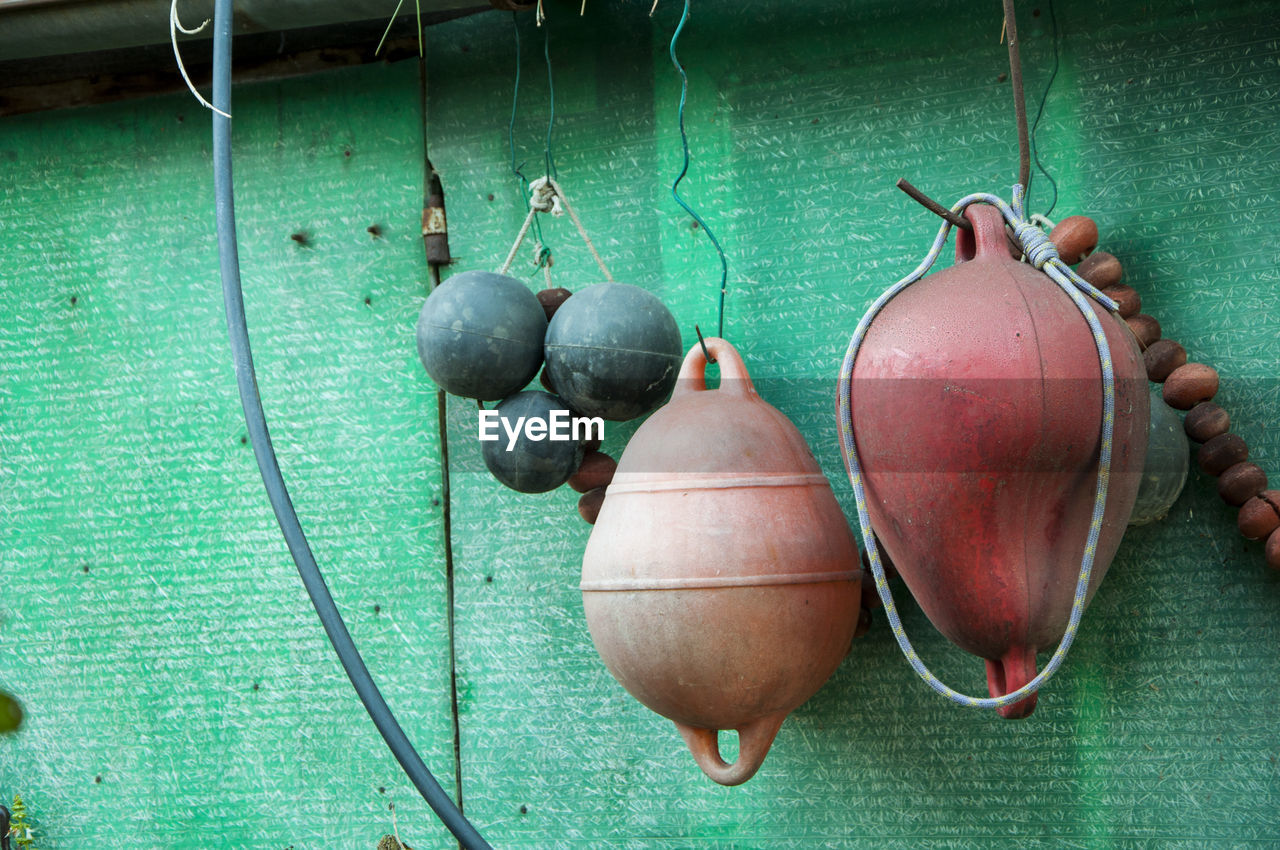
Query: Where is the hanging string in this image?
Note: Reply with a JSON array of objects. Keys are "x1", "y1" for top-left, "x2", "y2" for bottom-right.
[
  {"x1": 669, "y1": 0, "x2": 728, "y2": 338},
  {"x1": 508, "y1": 13, "x2": 524, "y2": 184},
  {"x1": 1029, "y1": 0, "x2": 1062, "y2": 217},
  {"x1": 376, "y1": 0, "x2": 405, "y2": 55},
  {"x1": 837, "y1": 184, "x2": 1119, "y2": 711},
  {"x1": 543, "y1": 25, "x2": 559, "y2": 182},
  {"x1": 374, "y1": 0, "x2": 424, "y2": 57},
  {"x1": 508, "y1": 14, "x2": 546, "y2": 265},
  {"x1": 415, "y1": 0, "x2": 423, "y2": 56}
]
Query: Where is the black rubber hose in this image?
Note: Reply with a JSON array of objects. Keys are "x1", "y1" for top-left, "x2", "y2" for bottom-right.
[{"x1": 210, "y1": 3, "x2": 491, "y2": 846}]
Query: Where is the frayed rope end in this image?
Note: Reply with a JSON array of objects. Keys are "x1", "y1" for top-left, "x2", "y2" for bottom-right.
[{"x1": 171, "y1": 0, "x2": 232, "y2": 119}]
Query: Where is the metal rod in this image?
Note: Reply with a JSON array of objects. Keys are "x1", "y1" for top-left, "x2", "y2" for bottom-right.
[
  {"x1": 421, "y1": 52, "x2": 465, "y2": 841},
  {"x1": 896, "y1": 178, "x2": 972, "y2": 231},
  {"x1": 695, "y1": 324, "x2": 716, "y2": 363},
  {"x1": 1002, "y1": 0, "x2": 1032, "y2": 191}
]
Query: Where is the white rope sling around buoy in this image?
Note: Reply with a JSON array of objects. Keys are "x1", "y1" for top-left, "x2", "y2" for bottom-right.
[
  {"x1": 836, "y1": 184, "x2": 1121, "y2": 710},
  {"x1": 498, "y1": 176, "x2": 615, "y2": 284}
]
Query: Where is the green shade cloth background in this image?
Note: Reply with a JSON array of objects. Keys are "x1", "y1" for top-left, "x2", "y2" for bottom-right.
[{"x1": 1, "y1": 0, "x2": 1278, "y2": 845}]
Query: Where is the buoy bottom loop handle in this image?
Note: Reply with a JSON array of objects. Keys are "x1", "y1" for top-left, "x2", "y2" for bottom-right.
[{"x1": 675, "y1": 712, "x2": 787, "y2": 786}]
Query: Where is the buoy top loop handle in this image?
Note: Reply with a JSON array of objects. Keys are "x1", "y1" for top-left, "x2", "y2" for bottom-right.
[{"x1": 672, "y1": 336, "x2": 756, "y2": 401}]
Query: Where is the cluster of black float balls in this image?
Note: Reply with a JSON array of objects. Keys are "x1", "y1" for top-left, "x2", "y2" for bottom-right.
[{"x1": 415, "y1": 270, "x2": 682, "y2": 505}]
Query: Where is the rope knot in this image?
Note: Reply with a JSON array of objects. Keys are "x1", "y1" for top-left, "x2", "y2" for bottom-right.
[
  {"x1": 528, "y1": 176, "x2": 563, "y2": 216},
  {"x1": 1014, "y1": 221, "x2": 1058, "y2": 269},
  {"x1": 532, "y1": 242, "x2": 552, "y2": 269}
]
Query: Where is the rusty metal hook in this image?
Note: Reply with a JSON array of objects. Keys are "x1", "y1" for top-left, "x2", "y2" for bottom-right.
[
  {"x1": 1002, "y1": 0, "x2": 1032, "y2": 192},
  {"x1": 896, "y1": 178, "x2": 972, "y2": 231}
]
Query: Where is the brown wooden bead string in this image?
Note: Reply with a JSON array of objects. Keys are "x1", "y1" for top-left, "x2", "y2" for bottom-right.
[
  {"x1": 1218, "y1": 463, "x2": 1269, "y2": 507},
  {"x1": 569, "y1": 451, "x2": 617, "y2": 494},
  {"x1": 572, "y1": 451, "x2": 616, "y2": 524},
  {"x1": 1198, "y1": 433, "x2": 1248, "y2": 477},
  {"x1": 1076, "y1": 251, "x2": 1124, "y2": 289},
  {"x1": 1239, "y1": 491, "x2": 1280, "y2": 541},
  {"x1": 1125, "y1": 313, "x2": 1162, "y2": 350},
  {"x1": 1142, "y1": 339, "x2": 1186, "y2": 382},
  {"x1": 1268, "y1": 524, "x2": 1280, "y2": 567},
  {"x1": 1057, "y1": 215, "x2": 1279, "y2": 570},
  {"x1": 1101, "y1": 284, "x2": 1141, "y2": 319},
  {"x1": 1183, "y1": 402, "x2": 1230, "y2": 443},
  {"x1": 536, "y1": 286, "x2": 573, "y2": 321},
  {"x1": 1164, "y1": 363, "x2": 1220, "y2": 410},
  {"x1": 1047, "y1": 215, "x2": 1098, "y2": 265},
  {"x1": 577, "y1": 487, "x2": 607, "y2": 524}
]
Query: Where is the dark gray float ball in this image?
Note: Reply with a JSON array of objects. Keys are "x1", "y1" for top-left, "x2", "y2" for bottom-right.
[
  {"x1": 482, "y1": 391, "x2": 584, "y2": 494},
  {"x1": 543, "y1": 282, "x2": 682, "y2": 421},
  {"x1": 415, "y1": 270, "x2": 547, "y2": 401}
]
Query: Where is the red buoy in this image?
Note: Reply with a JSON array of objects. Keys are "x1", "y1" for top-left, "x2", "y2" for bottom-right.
[{"x1": 849, "y1": 204, "x2": 1148, "y2": 718}]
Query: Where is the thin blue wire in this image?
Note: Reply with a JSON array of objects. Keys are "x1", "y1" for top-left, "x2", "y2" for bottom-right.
[
  {"x1": 508, "y1": 13, "x2": 549, "y2": 266},
  {"x1": 1029, "y1": 0, "x2": 1061, "y2": 217},
  {"x1": 669, "y1": 0, "x2": 728, "y2": 338},
  {"x1": 544, "y1": 23, "x2": 558, "y2": 181},
  {"x1": 508, "y1": 12, "x2": 525, "y2": 183}
]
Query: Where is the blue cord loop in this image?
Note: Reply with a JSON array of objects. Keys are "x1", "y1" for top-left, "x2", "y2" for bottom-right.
[{"x1": 837, "y1": 184, "x2": 1119, "y2": 710}]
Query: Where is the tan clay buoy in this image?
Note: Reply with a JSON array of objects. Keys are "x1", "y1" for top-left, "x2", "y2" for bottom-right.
[{"x1": 581, "y1": 337, "x2": 860, "y2": 785}]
